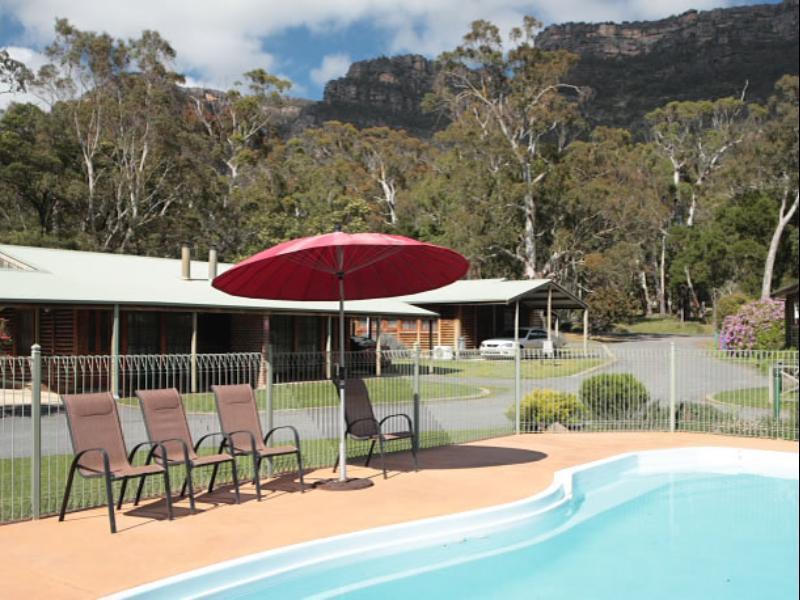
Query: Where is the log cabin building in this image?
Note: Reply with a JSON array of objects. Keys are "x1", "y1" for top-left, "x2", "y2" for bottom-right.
[{"x1": 1, "y1": 244, "x2": 588, "y2": 361}]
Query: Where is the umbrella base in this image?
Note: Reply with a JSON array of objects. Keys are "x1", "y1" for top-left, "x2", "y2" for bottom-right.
[{"x1": 316, "y1": 477, "x2": 375, "y2": 491}]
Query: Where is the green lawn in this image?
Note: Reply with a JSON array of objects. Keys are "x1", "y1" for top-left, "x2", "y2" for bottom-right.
[
  {"x1": 615, "y1": 315, "x2": 713, "y2": 336},
  {"x1": 417, "y1": 357, "x2": 605, "y2": 380},
  {"x1": 712, "y1": 386, "x2": 799, "y2": 409},
  {"x1": 119, "y1": 378, "x2": 486, "y2": 413}
]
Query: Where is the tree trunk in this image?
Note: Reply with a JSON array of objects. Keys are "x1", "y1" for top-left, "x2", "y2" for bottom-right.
[
  {"x1": 640, "y1": 271, "x2": 653, "y2": 316},
  {"x1": 761, "y1": 189, "x2": 799, "y2": 299},
  {"x1": 658, "y1": 233, "x2": 668, "y2": 314},
  {"x1": 684, "y1": 265, "x2": 700, "y2": 318},
  {"x1": 522, "y1": 171, "x2": 537, "y2": 278}
]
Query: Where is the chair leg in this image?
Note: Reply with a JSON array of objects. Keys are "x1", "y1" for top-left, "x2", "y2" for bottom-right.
[
  {"x1": 411, "y1": 437, "x2": 419, "y2": 472},
  {"x1": 117, "y1": 477, "x2": 129, "y2": 510},
  {"x1": 103, "y1": 470, "x2": 117, "y2": 534},
  {"x1": 162, "y1": 468, "x2": 174, "y2": 521},
  {"x1": 133, "y1": 474, "x2": 147, "y2": 506},
  {"x1": 133, "y1": 448, "x2": 155, "y2": 506},
  {"x1": 296, "y1": 450, "x2": 305, "y2": 492},
  {"x1": 332, "y1": 452, "x2": 339, "y2": 473},
  {"x1": 208, "y1": 463, "x2": 220, "y2": 494},
  {"x1": 208, "y1": 439, "x2": 227, "y2": 493},
  {"x1": 364, "y1": 439, "x2": 376, "y2": 467},
  {"x1": 183, "y1": 463, "x2": 196, "y2": 514},
  {"x1": 58, "y1": 457, "x2": 81, "y2": 523},
  {"x1": 377, "y1": 436, "x2": 388, "y2": 479},
  {"x1": 230, "y1": 458, "x2": 242, "y2": 504},
  {"x1": 253, "y1": 453, "x2": 263, "y2": 501}
]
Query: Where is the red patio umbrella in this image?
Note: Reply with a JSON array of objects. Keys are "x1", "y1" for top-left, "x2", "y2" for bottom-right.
[{"x1": 212, "y1": 230, "x2": 468, "y2": 483}]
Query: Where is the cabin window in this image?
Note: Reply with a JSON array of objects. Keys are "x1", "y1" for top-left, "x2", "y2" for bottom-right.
[
  {"x1": 402, "y1": 319, "x2": 418, "y2": 331},
  {"x1": 296, "y1": 317, "x2": 320, "y2": 352},
  {"x1": 165, "y1": 313, "x2": 192, "y2": 354},
  {"x1": 15, "y1": 310, "x2": 35, "y2": 356},
  {"x1": 127, "y1": 312, "x2": 160, "y2": 355},
  {"x1": 270, "y1": 315, "x2": 293, "y2": 354}
]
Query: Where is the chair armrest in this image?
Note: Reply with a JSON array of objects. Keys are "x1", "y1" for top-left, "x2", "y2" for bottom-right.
[
  {"x1": 263, "y1": 425, "x2": 302, "y2": 449},
  {"x1": 225, "y1": 429, "x2": 259, "y2": 455},
  {"x1": 379, "y1": 413, "x2": 414, "y2": 434},
  {"x1": 153, "y1": 437, "x2": 193, "y2": 467},
  {"x1": 193, "y1": 431, "x2": 228, "y2": 453},
  {"x1": 127, "y1": 440, "x2": 172, "y2": 469}
]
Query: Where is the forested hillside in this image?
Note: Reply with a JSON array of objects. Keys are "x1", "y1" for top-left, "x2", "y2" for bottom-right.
[{"x1": 0, "y1": 12, "x2": 798, "y2": 328}]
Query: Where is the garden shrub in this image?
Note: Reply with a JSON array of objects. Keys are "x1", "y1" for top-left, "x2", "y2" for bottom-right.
[
  {"x1": 579, "y1": 373, "x2": 650, "y2": 419},
  {"x1": 508, "y1": 389, "x2": 586, "y2": 432},
  {"x1": 716, "y1": 293, "x2": 751, "y2": 325},
  {"x1": 720, "y1": 298, "x2": 785, "y2": 350}
]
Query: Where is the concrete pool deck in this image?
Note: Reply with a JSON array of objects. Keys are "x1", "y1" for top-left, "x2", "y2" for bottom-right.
[{"x1": 1, "y1": 432, "x2": 797, "y2": 599}]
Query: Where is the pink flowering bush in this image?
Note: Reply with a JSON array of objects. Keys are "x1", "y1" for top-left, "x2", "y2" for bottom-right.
[{"x1": 720, "y1": 299, "x2": 785, "y2": 350}]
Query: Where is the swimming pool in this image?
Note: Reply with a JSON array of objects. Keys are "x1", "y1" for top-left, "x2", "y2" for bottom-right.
[{"x1": 111, "y1": 447, "x2": 799, "y2": 599}]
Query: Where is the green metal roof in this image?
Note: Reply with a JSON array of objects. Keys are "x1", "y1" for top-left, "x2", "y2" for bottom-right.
[
  {"x1": 399, "y1": 278, "x2": 587, "y2": 309},
  {"x1": 0, "y1": 244, "x2": 436, "y2": 318}
]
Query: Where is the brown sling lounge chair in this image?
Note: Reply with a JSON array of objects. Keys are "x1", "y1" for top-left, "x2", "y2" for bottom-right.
[
  {"x1": 333, "y1": 378, "x2": 418, "y2": 479},
  {"x1": 59, "y1": 392, "x2": 174, "y2": 534},
  {"x1": 211, "y1": 384, "x2": 305, "y2": 500},
  {"x1": 134, "y1": 388, "x2": 242, "y2": 511}
]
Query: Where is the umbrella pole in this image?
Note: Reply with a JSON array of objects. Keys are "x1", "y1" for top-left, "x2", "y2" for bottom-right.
[{"x1": 338, "y1": 274, "x2": 347, "y2": 482}]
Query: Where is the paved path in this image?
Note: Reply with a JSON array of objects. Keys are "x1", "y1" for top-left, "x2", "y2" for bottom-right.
[{"x1": 0, "y1": 336, "x2": 792, "y2": 459}]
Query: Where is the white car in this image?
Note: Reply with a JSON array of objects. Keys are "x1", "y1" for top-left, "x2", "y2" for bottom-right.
[{"x1": 479, "y1": 328, "x2": 563, "y2": 358}]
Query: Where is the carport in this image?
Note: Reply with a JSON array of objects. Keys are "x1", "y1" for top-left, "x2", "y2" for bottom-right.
[{"x1": 401, "y1": 279, "x2": 589, "y2": 352}]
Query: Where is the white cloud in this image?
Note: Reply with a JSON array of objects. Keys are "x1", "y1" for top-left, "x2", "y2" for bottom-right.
[
  {"x1": 0, "y1": 0, "x2": 747, "y2": 98},
  {"x1": 310, "y1": 53, "x2": 351, "y2": 86}
]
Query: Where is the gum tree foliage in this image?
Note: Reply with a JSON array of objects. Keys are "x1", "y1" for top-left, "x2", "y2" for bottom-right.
[{"x1": 428, "y1": 17, "x2": 586, "y2": 278}]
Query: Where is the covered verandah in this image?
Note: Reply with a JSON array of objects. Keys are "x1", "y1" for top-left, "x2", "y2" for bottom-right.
[{"x1": 399, "y1": 278, "x2": 589, "y2": 352}]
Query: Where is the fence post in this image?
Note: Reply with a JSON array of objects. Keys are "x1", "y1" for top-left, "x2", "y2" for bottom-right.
[
  {"x1": 31, "y1": 344, "x2": 42, "y2": 520},
  {"x1": 773, "y1": 361, "x2": 783, "y2": 423},
  {"x1": 190, "y1": 312, "x2": 198, "y2": 394},
  {"x1": 514, "y1": 301, "x2": 521, "y2": 435},
  {"x1": 669, "y1": 342, "x2": 676, "y2": 433},
  {"x1": 266, "y1": 344, "x2": 274, "y2": 475},
  {"x1": 413, "y1": 343, "x2": 421, "y2": 455}
]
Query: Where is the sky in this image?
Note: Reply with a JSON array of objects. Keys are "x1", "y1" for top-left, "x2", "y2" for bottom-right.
[{"x1": 0, "y1": 0, "x2": 779, "y2": 107}]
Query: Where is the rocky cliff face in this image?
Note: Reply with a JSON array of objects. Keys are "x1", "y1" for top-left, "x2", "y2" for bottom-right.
[
  {"x1": 536, "y1": 0, "x2": 799, "y2": 129},
  {"x1": 296, "y1": 0, "x2": 798, "y2": 135},
  {"x1": 299, "y1": 54, "x2": 440, "y2": 136}
]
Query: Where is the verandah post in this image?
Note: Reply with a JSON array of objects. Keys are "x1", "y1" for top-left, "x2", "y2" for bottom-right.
[
  {"x1": 110, "y1": 304, "x2": 120, "y2": 397},
  {"x1": 190, "y1": 311, "x2": 198, "y2": 393},
  {"x1": 31, "y1": 344, "x2": 41, "y2": 519}
]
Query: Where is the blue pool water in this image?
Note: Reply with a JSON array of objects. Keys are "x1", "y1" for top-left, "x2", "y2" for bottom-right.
[{"x1": 209, "y1": 472, "x2": 799, "y2": 599}]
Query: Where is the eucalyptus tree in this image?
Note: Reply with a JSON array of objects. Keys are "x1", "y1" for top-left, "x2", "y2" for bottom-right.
[
  {"x1": 646, "y1": 96, "x2": 751, "y2": 227},
  {"x1": 239, "y1": 121, "x2": 373, "y2": 254},
  {"x1": 0, "y1": 49, "x2": 31, "y2": 95},
  {"x1": 723, "y1": 76, "x2": 799, "y2": 298},
  {"x1": 358, "y1": 127, "x2": 429, "y2": 227},
  {"x1": 428, "y1": 17, "x2": 585, "y2": 278},
  {"x1": 406, "y1": 119, "x2": 520, "y2": 278},
  {"x1": 0, "y1": 103, "x2": 81, "y2": 240},
  {"x1": 32, "y1": 19, "x2": 125, "y2": 237},
  {"x1": 188, "y1": 68, "x2": 291, "y2": 190},
  {"x1": 559, "y1": 128, "x2": 673, "y2": 314}
]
